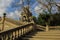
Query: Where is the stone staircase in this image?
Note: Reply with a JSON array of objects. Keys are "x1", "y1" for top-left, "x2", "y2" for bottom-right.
[{"x1": 22, "y1": 30, "x2": 60, "y2": 40}]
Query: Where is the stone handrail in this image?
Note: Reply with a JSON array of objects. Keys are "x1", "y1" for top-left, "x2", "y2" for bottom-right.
[
  {"x1": 0, "y1": 23, "x2": 34, "y2": 40},
  {"x1": 5, "y1": 18, "x2": 22, "y2": 25},
  {"x1": 49, "y1": 26, "x2": 60, "y2": 30},
  {"x1": 36, "y1": 25, "x2": 46, "y2": 31}
]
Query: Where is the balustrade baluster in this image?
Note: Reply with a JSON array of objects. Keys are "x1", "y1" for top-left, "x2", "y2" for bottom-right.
[
  {"x1": 23, "y1": 28, "x2": 24, "y2": 35},
  {"x1": 11, "y1": 32, "x2": 13, "y2": 40},
  {"x1": 24, "y1": 28, "x2": 25, "y2": 34},
  {"x1": 0, "y1": 37, "x2": 2, "y2": 40},
  {"x1": 18, "y1": 29, "x2": 19, "y2": 38},
  {"x1": 22, "y1": 28, "x2": 23, "y2": 35},
  {"x1": 3, "y1": 34, "x2": 6, "y2": 40},
  {"x1": 27, "y1": 27, "x2": 29, "y2": 32},
  {"x1": 7, "y1": 33, "x2": 10, "y2": 40},
  {"x1": 26, "y1": 27, "x2": 27, "y2": 33},
  {"x1": 24, "y1": 28, "x2": 25, "y2": 35},
  {"x1": 19, "y1": 29, "x2": 21, "y2": 36},
  {"x1": 0, "y1": 35, "x2": 3, "y2": 40},
  {"x1": 9, "y1": 32, "x2": 12, "y2": 40},
  {"x1": 16, "y1": 30, "x2": 18, "y2": 38},
  {"x1": 2, "y1": 35, "x2": 4, "y2": 40},
  {"x1": 1, "y1": 36, "x2": 3, "y2": 40},
  {"x1": 15, "y1": 31, "x2": 17, "y2": 40},
  {"x1": 21, "y1": 29, "x2": 22, "y2": 36},
  {"x1": 25, "y1": 27, "x2": 27, "y2": 34},
  {"x1": 26, "y1": 28, "x2": 27, "y2": 33},
  {"x1": 0, "y1": 35, "x2": 2, "y2": 40}
]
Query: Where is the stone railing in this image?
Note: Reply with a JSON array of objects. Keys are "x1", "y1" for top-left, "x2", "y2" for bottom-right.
[
  {"x1": 5, "y1": 18, "x2": 22, "y2": 25},
  {"x1": 0, "y1": 23, "x2": 34, "y2": 40},
  {"x1": 49, "y1": 26, "x2": 60, "y2": 30},
  {"x1": 36, "y1": 25, "x2": 60, "y2": 31},
  {"x1": 36, "y1": 25, "x2": 46, "y2": 31}
]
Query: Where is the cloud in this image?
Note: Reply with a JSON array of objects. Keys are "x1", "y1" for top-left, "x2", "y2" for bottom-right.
[
  {"x1": 7, "y1": 10, "x2": 22, "y2": 20},
  {"x1": 57, "y1": 4, "x2": 60, "y2": 6},
  {"x1": 6, "y1": 0, "x2": 22, "y2": 13},
  {"x1": 34, "y1": 4, "x2": 43, "y2": 13},
  {"x1": 0, "y1": 0, "x2": 12, "y2": 17},
  {"x1": 0, "y1": 9, "x2": 5, "y2": 16},
  {"x1": 14, "y1": 10, "x2": 22, "y2": 18}
]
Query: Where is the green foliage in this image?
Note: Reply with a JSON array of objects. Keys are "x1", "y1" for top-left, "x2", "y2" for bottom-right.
[
  {"x1": 50, "y1": 13, "x2": 60, "y2": 26},
  {"x1": 32, "y1": 12, "x2": 60, "y2": 26},
  {"x1": 37, "y1": 13, "x2": 50, "y2": 26},
  {"x1": 37, "y1": 13, "x2": 60, "y2": 26},
  {"x1": 38, "y1": 14, "x2": 45, "y2": 25},
  {"x1": 32, "y1": 16, "x2": 38, "y2": 24}
]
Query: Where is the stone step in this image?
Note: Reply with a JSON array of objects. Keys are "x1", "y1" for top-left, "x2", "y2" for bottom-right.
[
  {"x1": 32, "y1": 36, "x2": 60, "y2": 38},
  {"x1": 23, "y1": 35, "x2": 60, "y2": 38},
  {"x1": 23, "y1": 35, "x2": 60, "y2": 40},
  {"x1": 24, "y1": 34, "x2": 60, "y2": 36},
  {"x1": 35, "y1": 34, "x2": 60, "y2": 36},
  {"x1": 36, "y1": 33, "x2": 60, "y2": 35},
  {"x1": 23, "y1": 37, "x2": 60, "y2": 40},
  {"x1": 37, "y1": 32, "x2": 60, "y2": 34},
  {"x1": 22, "y1": 31, "x2": 60, "y2": 40},
  {"x1": 28, "y1": 38, "x2": 60, "y2": 40}
]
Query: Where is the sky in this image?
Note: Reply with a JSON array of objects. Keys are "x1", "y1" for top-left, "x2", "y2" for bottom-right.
[
  {"x1": 0, "y1": 0, "x2": 38, "y2": 20},
  {"x1": 0, "y1": 0, "x2": 60, "y2": 20}
]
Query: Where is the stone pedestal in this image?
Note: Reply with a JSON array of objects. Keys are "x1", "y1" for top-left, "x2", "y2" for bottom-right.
[{"x1": 46, "y1": 25, "x2": 49, "y2": 32}]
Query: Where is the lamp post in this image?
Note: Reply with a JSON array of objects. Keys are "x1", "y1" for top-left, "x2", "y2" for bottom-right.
[{"x1": 2, "y1": 13, "x2": 6, "y2": 30}]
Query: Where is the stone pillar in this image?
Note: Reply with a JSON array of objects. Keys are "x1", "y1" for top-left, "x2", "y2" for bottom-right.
[
  {"x1": 46, "y1": 23, "x2": 49, "y2": 31},
  {"x1": 2, "y1": 13, "x2": 6, "y2": 30}
]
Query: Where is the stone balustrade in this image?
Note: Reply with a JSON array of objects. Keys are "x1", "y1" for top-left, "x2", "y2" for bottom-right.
[{"x1": 0, "y1": 23, "x2": 34, "y2": 40}]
